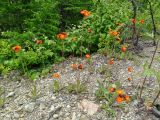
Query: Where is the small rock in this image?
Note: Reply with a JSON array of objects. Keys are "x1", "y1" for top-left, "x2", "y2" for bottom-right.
[
  {"x1": 6, "y1": 92, "x2": 15, "y2": 98},
  {"x1": 40, "y1": 103, "x2": 46, "y2": 110},
  {"x1": 66, "y1": 105, "x2": 71, "y2": 109},
  {"x1": 14, "y1": 112, "x2": 20, "y2": 118},
  {"x1": 50, "y1": 105, "x2": 55, "y2": 111},
  {"x1": 24, "y1": 102, "x2": 35, "y2": 112},
  {"x1": 72, "y1": 112, "x2": 76, "y2": 120},
  {"x1": 80, "y1": 115, "x2": 89, "y2": 120},
  {"x1": 51, "y1": 96, "x2": 56, "y2": 100},
  {"x1": 78, "y1": 99, "x2": 99, "y2": 115},
  {"x1": 53, "y1": 114, "x2": 59, "y2": 119}
]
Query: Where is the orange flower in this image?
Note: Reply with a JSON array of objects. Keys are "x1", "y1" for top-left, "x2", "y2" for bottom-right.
[
  {"x1": 35, "y1": 40, "x2": 43, "y2": 44},
  {"x1": 52, "y1": 73, "x2": 60, "y2": 78},
  {"x1": 80, "y1": 10, "x2": 87, "y2": 14},
  {"x1": 116, "y1": 96, "x2": 124, "y2": 103},
  {"x1": 109, "y1": 30, "x2": 119, "y2": 36},
  {"x1": 80, "y1": 10, "x2": 90, "y2": 17},
  {"x1": 128, "y1": 77, "x2": 132, "y2": 81},
  {"x1": 85, "y1": 54, "x2": 91, "y2": 59},
  {"x1": 78, "y1": 64, "x2": 83, "y2": 69},
  {"x1": 108, "y1": 58, "x2": 114, "y2": 65},
  {"x1": 116, "y1": 90, "x2": 124, "y2": 95},
  {"x1": 109, "y1": 87, "x2": 116, "y2": 92},
  {"x1": 121, "y1": 46, "x2": 127, "y2": 52},
  {"x1": 139, "y1": 20, "x2": 144, "y2": 24},
  {"x1": 12, "y1": 45, "x2": 21, "y2": 53},
  {"x1": 125, "y1": 95, "x2": 130, "y2": 102},
  {"x1": 71, "y1": 64, "x2": 78, "y2": 70},
  {"x1": 131, "y1": 19, "x2": 136, "y2": 24},
  {"x1": 56, "y1": 32, "x2": 67, "y2": 40},
  {"x1": 128, "y1": 67, "x2": 133, "y2": 72}
]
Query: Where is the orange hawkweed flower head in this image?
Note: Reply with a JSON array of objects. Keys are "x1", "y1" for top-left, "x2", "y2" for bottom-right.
[
  {"x1": 125, "y1": 95, "x2": 130, "y2": 102},
  {"x1": 85, "y1": 54, "x2": 91, "y2": 59},
  {"x1": 116, "y1": 96, "x2": 124, "y2": 103},
  {"x1": 131, "y1": 18, "x2": 136, "y2": 24},
  {"x1": 71, "y1": 64, "x2": 78, "y2": 70},
  {"x1": 52, "y1": 73, "x2": 60, "y2": 78},
  {"x1": 78, "y1": 64, "x2": 84, "y2": 69},
  {"x1": 56, "y1": 32, "x2": 67, "y2": 40},
  {"x1": 109, "y1": 87, "x2": 116, "y2": 93},
  {"x1": 140, "y1": 20, "x2": 145, "y2": 24},
  {"x1": 12, "y1": 45, "x2": 21, "y2": 53},
  {"x1": 128, "y1": 77, "x2": 132, "y2": 81},
  {"x1": 116, "y1": 90, "x2": 124, "y2": 95},
  {"x1": 121, "y1": 46, "x2": 127, "y2": 52},
  {"x1": 108, "y1": 58, "x2": 114, "y2": 65},
  {"x1": 80, "y1": 10, "x2": 90, "y2": 17},
  {"x1": 109, "y1": 30, "x2": 119, "y2": 37},
  {"x1": 36, "y1": 40, "x2": 43, "y2": 44},
  {"x1": 128, "y1": 67, "x2": 133, "y2": 72}
]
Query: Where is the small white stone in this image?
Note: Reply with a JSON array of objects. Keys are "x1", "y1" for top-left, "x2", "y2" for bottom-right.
[
  {"x1": 53, "y1": 114, "x2": 59, "y2": 119},
  {"x1": 6, "y1": 92, "x2": 15, "y2": 98},
  {"x1": 24, "y1": 102, "x2": 35, "y2": 112},
  {"x1": 40, "y1": 103, "x2": 46, "y2": 110},
  {"x1": 72, "y1": 112, "x2": 76, "y2": 120}
]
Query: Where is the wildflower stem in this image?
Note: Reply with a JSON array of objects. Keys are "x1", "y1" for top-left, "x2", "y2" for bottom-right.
[
  {"x1": 152, "y1": 90, "x2": 160, "y2": 106},
  {"x1": 139, "y1": 39, "x2": 159, "y2": 99}
]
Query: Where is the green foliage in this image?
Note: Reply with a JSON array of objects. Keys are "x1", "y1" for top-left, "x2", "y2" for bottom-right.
[
  {"x1": 0, "y1": 98, "x2": 5, "y2": 108},
  {"x1": 0, "y1": 86, "x2": 5, "y2": 108},
  {"x1": 95, "y1": 79, "x2": 126, "y2": 117},
  {"x1": 28, "y1": 82, "x2": 40, "y2": 100},
  {"x1": 67, "y1": 80, "x2": 86, "y2": 94},
  {"x1": 52, "y1": 80, "x2": 61, "y2": 93},
  {"x1": 60, "y1": 0, "x2": 93, "y2": 29},
  {"x1": 25, "y1": 0, "x2": 60, "y2": 38}
]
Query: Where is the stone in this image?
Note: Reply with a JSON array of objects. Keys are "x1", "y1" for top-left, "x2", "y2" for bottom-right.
[
  {"x1": 39, "y1": 103, "x2": 46, "y2": 110},
  {"x1": 71, "y1": 112, "x2": 76, "y2": 120},
  {"x1": 24, "y1": 102, "x2": 35, "y2": 112},
  {"x1": 6, "y1": 92, "x2": 15, "y2": 98},
  {"x1": 50, "y1": 105, "x2": 55, "y2": 111},
  {"x1": 53, "y1": 114, "x2": 59, "y2": 119},
  {"x1": 80, "y1": 115, "x2": 89, "y2": 120},
  {"x1": 14, "y1": 112, "x2": 20, "y2": 118},
  {"x1": 78, "y1": 99, "x2": 99, "y2": 115}
]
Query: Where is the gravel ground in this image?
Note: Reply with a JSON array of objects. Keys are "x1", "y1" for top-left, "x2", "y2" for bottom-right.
[{"x1": 0, "y1": 41, "x2": 160, "y2": 120}]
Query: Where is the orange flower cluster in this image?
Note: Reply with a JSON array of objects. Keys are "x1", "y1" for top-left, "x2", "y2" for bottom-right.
[
  {"x1": 80, "y1": 10, "x2": 90, "y2": 17},
  {"x1": 131, "y1": 18, "x2": 136, "y2": 24},
  {"x1": 85, "y1": 54, "x2": 91, "y2": 59},
  {"x1": 128, "y1": 77, "x2": 132, "y2": 81},
  {"x1": 12, "y1": 45, "x2": 21, "y2": 53},
  {"x1": 109, "y1": 30, "x2": 119, "y2": 37},
  {"x1": 128, "y1": 66, "x2": 133, "y2": 72},
  {"x1": 71, "y1": 64, "x2": 78, "y2": 70},
  {"x1": 109, "y1": 88, "x2": 130, "y2": 103},
  {"x1": 116, "y1": 89, "x2": 130, "y2": 103},
  {"x1": 139, "y1": 20, "x2": 144, "y2": 24},
  {"x1": 36, "y1": 40, "x2": 43, "y2": 44},
  {"x1": 71, "y1": 64, "x2": 84, "y2": 70},
  {"x1": 52, "y1": 73, "x2": 60, "y2": 78},
  {"x1": 109, "y1": 87, "x2": 116, "y2": 92},
  {"x1": 56, "y1": 32, "x2": 67, "y2": 40},
  {"x1": 121, "y1": 46, "x2": 127, "y2": 52},
  {"x1": 108, "y1": 58, "x2": 114, "y2": 65}
]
